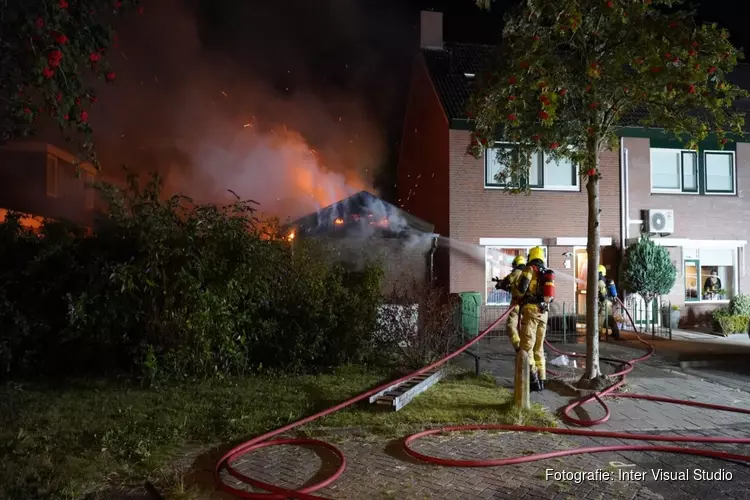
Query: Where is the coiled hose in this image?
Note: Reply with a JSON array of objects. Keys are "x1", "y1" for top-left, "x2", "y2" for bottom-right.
[{"x1": 215, "y1": 301, "x2": 750, "y2": 499}]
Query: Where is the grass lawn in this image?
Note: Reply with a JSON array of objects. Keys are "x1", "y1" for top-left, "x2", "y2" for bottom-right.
[
  {"x1": 310, "y1": 370, "x2": 557, "y2": 436},
  {"x1": 0, "y1": 365, "x2": 556, "y2": 500}
]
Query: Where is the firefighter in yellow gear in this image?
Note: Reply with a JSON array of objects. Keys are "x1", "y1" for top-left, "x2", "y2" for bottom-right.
[
  {"x1": 597, "y1": 265, "x2": 621, "y2": 340},
  {"x1": 494, "y1": 254, "x2": 527, "y2": 351},
  {"x1": 516, "y1": 246, "x2": 552, "y2": 392}
]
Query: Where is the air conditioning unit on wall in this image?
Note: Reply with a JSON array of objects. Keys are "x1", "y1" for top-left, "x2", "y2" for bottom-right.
[{"x1": 644, "y1": 209, "x2": 675, "y2": 235}]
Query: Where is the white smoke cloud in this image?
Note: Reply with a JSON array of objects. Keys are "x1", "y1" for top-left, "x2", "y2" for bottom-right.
[{"x1": 87, "y1": 0, "x2": 411, "y2": 220}]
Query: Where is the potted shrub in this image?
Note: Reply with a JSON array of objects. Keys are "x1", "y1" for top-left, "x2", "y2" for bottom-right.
[
  {"x1": 621, "y1": 236, "x2": 677, "y2": 337},
  {"x1": 717, "y1": 288, "x2": 728, "y2": 301},
  {"x1": 669, "y1": 304, "x2": 680, "y2": 330},
  {"x1": 730, "y1": 293, "x2": 750, "y2": 316},
  {"x1": 712, "y1": 307, "x2": 750, "y2": 336},
  {"x1": 728, "y1": 293, "x2": 750, "y2": 336}
]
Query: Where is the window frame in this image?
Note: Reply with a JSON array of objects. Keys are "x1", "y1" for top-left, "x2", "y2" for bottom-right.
[
  {"x1": 649, "y1": 148, "x2": 698, "y2": 194},
  {"x1": 485, "y1": 143, "x2": 519, "y2": 188},
  {"x1": 535, "y1": 152, "x2": 580, "y2": 192},
  {"x1": 484, "y1": 143, "x2": 580, "y2": 192},
  {"x1": 683, "y1": 255, "x2": 737, "y2": 304},
  {"x1": 485, "y1": 245, "x2": 548, "y2": 306},
  {"x1": 684, "y1": 259, "x2": 701, "y2": 303},
  {"x1": 703, "y1": 150, "x2": 736, "y2": 195}
]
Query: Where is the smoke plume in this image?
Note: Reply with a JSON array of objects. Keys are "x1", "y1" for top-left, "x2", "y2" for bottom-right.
[{"x1": 89, "y1": 0, "x2": 414, "y2": 220}]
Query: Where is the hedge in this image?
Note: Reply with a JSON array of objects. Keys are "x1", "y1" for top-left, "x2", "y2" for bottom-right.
[{"x1": 0, "y1": 174, "x2": 384, "y2": 382}]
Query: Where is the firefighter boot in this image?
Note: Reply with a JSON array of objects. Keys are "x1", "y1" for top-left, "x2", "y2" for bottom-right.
[{"x1": 530, "y1": 370, "x2": 542, "y2": 392}]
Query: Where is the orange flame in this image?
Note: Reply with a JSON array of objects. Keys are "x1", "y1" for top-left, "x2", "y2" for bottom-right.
[
  {"x1": 334, "y1": 218, "x2": 344, "y2": 225},
  {"x1": 0, "y1": 208, "x2": 44, "y2": 231}
]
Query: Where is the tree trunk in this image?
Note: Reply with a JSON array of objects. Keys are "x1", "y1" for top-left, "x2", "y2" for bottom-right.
[{"x1": 584, "y1": 167, "x2": 601, "y2": 380}]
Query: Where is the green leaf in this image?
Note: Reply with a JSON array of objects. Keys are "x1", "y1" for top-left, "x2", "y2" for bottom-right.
[{"x1": 620, "y1": 236, "x2": 677, "y2": 301}]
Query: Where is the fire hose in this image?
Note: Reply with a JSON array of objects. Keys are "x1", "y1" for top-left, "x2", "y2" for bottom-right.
[{"x1": 215, "y1": 300, "x2": 750, "y2": 500}]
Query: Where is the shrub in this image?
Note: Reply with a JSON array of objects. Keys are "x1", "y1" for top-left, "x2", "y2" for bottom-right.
[
  {"x1": 712, "y1": 307, "x2": 750, "y2": 335},
  {"x1": 621, "y1": 235, "x2": 677, "y2": 304},
  {"x1": 729, "y1": 293, "x2": 750, "y2": 316},
  {"x1": 376, "y1": 280, "x2": 461, "y2": 370},
  {"x1": 0, "y1": 173, "x2": 384, "y2": 381}
]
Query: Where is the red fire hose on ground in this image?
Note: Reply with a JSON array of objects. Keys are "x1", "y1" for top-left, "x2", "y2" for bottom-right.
[{"x1": 215, "y1": 300, "x2": 750, "y2": 500}]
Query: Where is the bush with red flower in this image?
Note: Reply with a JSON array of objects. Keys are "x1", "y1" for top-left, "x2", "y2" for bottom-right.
[{"x1": 0, "y1": 0, "x2": 143, "y2": 167}]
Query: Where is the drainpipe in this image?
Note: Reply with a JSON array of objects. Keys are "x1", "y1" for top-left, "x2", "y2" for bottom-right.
[
  {"x1": 620, "y1": 137, "x2": 626, "y2": 258},
  {"x1": 429, "y1": 233, "x2": 439, "y2": 283}
]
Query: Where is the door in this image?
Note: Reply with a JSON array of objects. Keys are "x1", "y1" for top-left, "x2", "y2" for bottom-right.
[{"x1": 574, "y1": 248, "x2": 588, "y2": 318}]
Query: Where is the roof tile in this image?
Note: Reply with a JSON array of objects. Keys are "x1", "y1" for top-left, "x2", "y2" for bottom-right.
[{"x1": 422, "y1": 43, "x2": 750, "y2": 130}]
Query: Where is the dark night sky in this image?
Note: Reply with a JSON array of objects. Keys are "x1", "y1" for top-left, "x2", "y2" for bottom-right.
[
  {"x1": 193, "y1": 0, "x2": 748, "y2": 186},
  {"x1": 87, "y1": 0, "x2": 750, "y2": 210}
]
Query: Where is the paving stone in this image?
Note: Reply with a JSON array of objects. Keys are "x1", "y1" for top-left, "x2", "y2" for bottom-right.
[{"x1": 211, "y1": 337, "x2": 750, "y2": 499}]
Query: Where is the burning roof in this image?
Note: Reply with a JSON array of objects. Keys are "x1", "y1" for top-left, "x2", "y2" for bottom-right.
[{"x1": 288, "y1": 191, "x2": 434, "y2": 238}]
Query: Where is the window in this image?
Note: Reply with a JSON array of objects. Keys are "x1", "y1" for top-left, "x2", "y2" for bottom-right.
[
  {"x1": 650, "y1": 148, "x2": 736, "y2": 195},
  {"x1": 704, "y1": 151, "x2": 735, "y2": 194},
  {"x1": 650, "y1": 148, "x2": 698, "y2": 193},
  {"x1": 684, "y1": 248, "x2": 736, "y2": 302},
  {"x1": 485, "y1": 144, "x2": 578, "y2": 191},
  {"x1": 485, "y1": 246, "x2": 548, "y2": 305},
  {"x1": 46, "y1": 154, "x2": 58, "y2": 198},
  {"x1": 540, "y1": 154, "x2": 578, "y2": 190},
  {"x1": 485, "y1": 144, "x2": 517, "y2": 187}
]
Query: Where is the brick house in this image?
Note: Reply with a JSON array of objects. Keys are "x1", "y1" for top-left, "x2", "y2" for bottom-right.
[
  {"x1": 0, "y1": 142, "x2": 98, "y2": 227},
  {"x1": 623, "y1": 126, "x2": 750, "y2": 326},
  {"x1": 398, "y1": 11, "x2": 750, "y2": 327}
]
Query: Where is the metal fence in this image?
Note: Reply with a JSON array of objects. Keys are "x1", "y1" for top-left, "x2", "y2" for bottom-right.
[{"x1": 465, "y1": 296, "x2": 675, "y2": 345}]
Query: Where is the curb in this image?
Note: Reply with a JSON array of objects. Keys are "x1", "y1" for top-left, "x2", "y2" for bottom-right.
[{"x1": 678, "y1": 353, "x2": 750, "y2": 371}]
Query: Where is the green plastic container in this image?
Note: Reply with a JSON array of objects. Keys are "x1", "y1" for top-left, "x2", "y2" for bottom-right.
[{"x1": 458, "y1": 291, "x2": 482, "y2": 338}]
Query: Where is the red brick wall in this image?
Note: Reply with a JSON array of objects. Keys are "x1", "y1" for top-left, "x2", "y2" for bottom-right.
[
  {"x1": 447, "y1": 129, "x2": 622, "y2": 307},
  {"x1": 396, "y1": 55, "x2": 450, "y2": 237},
  {"x1": 624, "y1": 137, "x2": 750, "y2": 324}
]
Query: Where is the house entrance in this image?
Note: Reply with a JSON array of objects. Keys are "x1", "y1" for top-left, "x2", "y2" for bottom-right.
[{"x1": 574, "y1": 248, "x2": 588, "y2": 317}]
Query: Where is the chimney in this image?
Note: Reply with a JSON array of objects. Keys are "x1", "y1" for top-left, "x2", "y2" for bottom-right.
[{"x1": 420, "y1": 11, "x2": 443, "y2": 50}]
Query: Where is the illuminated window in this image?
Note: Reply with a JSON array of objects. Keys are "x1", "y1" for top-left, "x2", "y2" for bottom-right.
[
  {"x1": 485, "y1": 246, "x2": 548, "y2": 305},
  {"x1": 684, "y1": 248, "x2": 736, "y2": 302}
]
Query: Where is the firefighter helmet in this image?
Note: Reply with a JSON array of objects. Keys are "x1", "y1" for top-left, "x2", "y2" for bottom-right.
[
  {"x1": 512, "y1": 255, "x2": 527, "y2": 268},
  {"x1": 598, "y1": 264, "x2": 606, "y2": 275},
  {"x1": 528, "y1": 246, "x2": 545, "y2": 264}
]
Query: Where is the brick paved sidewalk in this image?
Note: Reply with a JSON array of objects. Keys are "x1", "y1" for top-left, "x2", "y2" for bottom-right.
[{"x1": 202, "y1": 336, "x2": 750, "y2": 500}]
